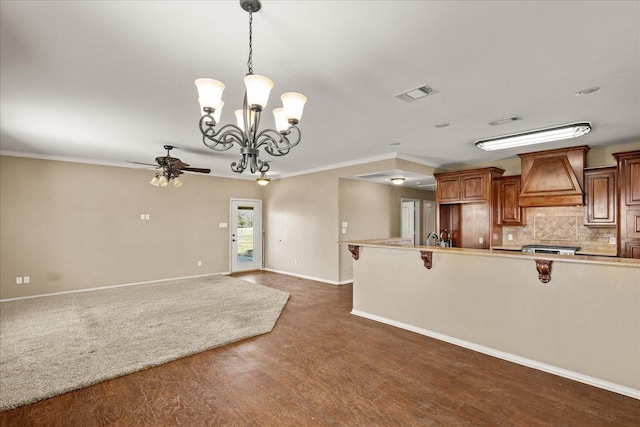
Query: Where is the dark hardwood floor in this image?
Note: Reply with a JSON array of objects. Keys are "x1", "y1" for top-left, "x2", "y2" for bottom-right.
[{"x1": 1, "y1": 271, "x2": 638, "y2": 426}]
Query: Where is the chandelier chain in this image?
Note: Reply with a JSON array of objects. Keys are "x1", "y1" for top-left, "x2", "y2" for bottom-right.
[{"x1": 247, "y1": 11, "x2": 253, "y2": 74}]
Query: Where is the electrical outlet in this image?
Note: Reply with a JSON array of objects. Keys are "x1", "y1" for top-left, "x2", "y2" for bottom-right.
[
  {"x1": 294, "y1": 259, "x2": 298, "y2": 265},
  {"x1": 198, "y1": 260, "x2": 202, "y2": 266},
  {"x1": 508, "y1": 234, "x2": 514, "y2": 241},
  {"x1": 16, "y1": 277, "x2": 22, "y2": 285},
  {"x1": 23, "y1": 276, "x2": 30, "y2": 284},
  {"x1": 478, "y1": 237, "x2": 484, "y2": 244},
  {"x1": 609, "y1": 236, "x2": 616, "y2": 245}
]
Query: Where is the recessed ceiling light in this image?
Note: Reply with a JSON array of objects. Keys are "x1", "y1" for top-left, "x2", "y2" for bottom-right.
[
  {"x1": 434, "y1": 123, "x2": 450, "y2": 128},
  {"x1": 574, "y1": 86, "x2": 600, "y2": 96}
]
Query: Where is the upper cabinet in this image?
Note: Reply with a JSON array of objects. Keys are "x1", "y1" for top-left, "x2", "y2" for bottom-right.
[
  {"x1": 435, "y1": 167, "x2": 504, "y2": 249},
  {"x1": 494, "y1": 175, "x2": 525, "y2": 226},
  {"x1": 518, "y1": 145, "x2": 589, "y2": 207},
  {"x1": 584, "y1": 167, "x2": 617, "y2": 226},
  {"x1": 613, "y1": 150, "x2": 640, "y2": 258},
  {"x1": 436, "y1": 168, "x2": 504, "y2": 204}
]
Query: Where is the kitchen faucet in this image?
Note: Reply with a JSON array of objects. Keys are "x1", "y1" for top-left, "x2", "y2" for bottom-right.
[{"x1": 426, "y1": 232, "x2": 439, "y2": 246}]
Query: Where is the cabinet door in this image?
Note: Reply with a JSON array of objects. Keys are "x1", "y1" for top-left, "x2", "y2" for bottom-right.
[
  {"x1": 622, "y1": 156, "x2": 640, "y2": 206},
  {"x1": 437, "y1": 176, "x2": 461, "y2": 203},
  {"x1": 461, "y1": 174, "x2": 488, "y2": 201},
  {"x1": 496, "y1": 176, "x2": 525, "y2": 226},
  {"x1": 624, "y1": 242, "x2": 640, "y2": 259},
  {"x1": 584, "y1": 167, "x2": 617, "y2": 226},
  {"x1": 614, "y1": 150, "x2": 640, "y2": 258}
]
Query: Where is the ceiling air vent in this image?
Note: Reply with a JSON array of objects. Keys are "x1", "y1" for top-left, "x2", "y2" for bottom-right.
[
  {"x1": 488, "y1": 116, "x2": 522, "y2": 126},
  {"x1": 395, "y1": 85, "x2": 438, "y2": 102}
]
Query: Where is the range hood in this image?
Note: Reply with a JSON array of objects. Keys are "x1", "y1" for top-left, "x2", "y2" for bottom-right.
[{"x1": 518, "y1": 145, "x2": 589, "y2": 207}]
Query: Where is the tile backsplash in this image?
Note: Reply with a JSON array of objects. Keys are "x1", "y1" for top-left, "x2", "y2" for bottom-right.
[{"x1": 503, "y1": 206, "x2": 617, "y2": 255}]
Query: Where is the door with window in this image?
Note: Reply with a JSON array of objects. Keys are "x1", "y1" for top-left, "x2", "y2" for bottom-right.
[{"x1": 230, "y1": 199, "x2": 262, "y2": 272}]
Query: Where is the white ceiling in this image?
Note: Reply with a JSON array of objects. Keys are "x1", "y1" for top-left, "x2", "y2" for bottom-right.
[{"x1": 1, "y1": 1, "x2": 639, "y2": 186}]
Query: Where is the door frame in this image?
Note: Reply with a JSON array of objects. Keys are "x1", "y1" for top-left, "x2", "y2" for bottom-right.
[{"x1": 230, "y1": 198, "x2": 263, "y2": 273}]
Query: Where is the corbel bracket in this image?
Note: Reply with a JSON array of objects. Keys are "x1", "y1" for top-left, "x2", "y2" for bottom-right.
[
  {"x1": 348, "y1": 245, "x2": 360, "y2": 260},
  {"x1": 535, "y1": 259, "x2": 552, "y2": 283},
  {"x1": 420, "y1": 251, "x2": 433, "y2": 269}
]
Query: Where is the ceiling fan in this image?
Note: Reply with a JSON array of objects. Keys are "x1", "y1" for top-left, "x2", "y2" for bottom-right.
[{"x1": 128, "y1": 145, "x2": 211, "y2": 187}]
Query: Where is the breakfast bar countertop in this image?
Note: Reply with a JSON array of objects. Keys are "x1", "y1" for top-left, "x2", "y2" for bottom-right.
[{"x1": 340, "y1": 238, "x2": 640, "y2": 268}]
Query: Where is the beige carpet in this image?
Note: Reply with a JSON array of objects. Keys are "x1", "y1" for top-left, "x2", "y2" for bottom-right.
[{"x1": 0, "y1": 275, "x2": 289, "y2": 412}]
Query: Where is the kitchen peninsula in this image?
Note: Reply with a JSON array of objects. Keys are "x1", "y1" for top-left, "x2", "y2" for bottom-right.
[{"x1": 340, "y1": 238, "x2": 640, "y2": 399}]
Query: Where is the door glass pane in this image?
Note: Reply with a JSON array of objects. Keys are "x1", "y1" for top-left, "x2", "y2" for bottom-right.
[{"x1": 236, "y1": 207, "x2": 254, "y2": 263}]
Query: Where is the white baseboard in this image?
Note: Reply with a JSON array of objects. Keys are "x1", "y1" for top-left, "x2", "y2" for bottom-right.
[
  {"x1": 0, "y1": 272, "x2": 230, "y2": 302},
  {"x1": 262, "y1": 268, "x2": 350, "y2": 285},
  {"x1": 351, "y1": 309, "x2": 640, "y2": 400}
]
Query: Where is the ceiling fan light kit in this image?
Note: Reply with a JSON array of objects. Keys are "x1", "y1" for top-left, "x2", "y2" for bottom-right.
[
  {"x1": 474, "y1": 122, "x2": 592, "y2": 151},
  {"x1": 195, "y1": 0, "x2": 306, "y2": 180},
  {"x1": 129, "y1": 145, "x2": 211, "y2": 188}
]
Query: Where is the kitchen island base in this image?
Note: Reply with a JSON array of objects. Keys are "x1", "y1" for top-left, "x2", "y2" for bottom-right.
[{"x1": 346, "y1": 243, "x2": 640, "y2": 399}]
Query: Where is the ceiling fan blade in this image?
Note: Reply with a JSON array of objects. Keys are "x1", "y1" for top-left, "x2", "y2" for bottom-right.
[
  {"x1": 127, "y1": 160, "x2": 159, "y2": 167},
  {"x1": 171, "y1": 159, "x2": 190, "y2": 169},
  {"x1": 181, "y1": 167, "x2": 211, "y2": 174}
]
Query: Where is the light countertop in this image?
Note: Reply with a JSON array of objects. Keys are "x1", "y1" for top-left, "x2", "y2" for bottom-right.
[{"x1": 340, "y1": 239, "x2": 640, "y2": 268}]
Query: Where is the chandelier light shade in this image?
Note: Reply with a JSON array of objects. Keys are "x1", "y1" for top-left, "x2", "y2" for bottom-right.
[
  {"x1": 474, "y1": 122, "x2": 592, "y2": 151},
  {"x1": 196, "y1": 0, "x2": 307, "y2": 178}
]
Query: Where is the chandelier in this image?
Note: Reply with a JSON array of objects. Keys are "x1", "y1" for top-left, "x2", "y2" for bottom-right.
[{"x1": 195, "y1": 0, "x2": 307, "y2": 178}]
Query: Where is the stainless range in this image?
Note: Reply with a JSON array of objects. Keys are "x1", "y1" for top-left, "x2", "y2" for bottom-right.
[{"x1": 521, "y1": 244, "x2": 580, "y2": 255}]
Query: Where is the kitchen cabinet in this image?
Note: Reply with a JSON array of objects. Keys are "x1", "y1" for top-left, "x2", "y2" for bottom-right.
[
  {"x1": 519, "y1": 145, "x2": 589, "y2": 207},
  {"x1": 494, "y1": 175, "x2": 526, "y2": 226},
  {"x1": 435, "y1": 167, "x2": 504, "y2": 249},
  {"x1": 584, "y1": 167, "x2": 617, "y2": 226},
  {"x1": 613, "y1": 150, "x2": 640, "y2": 258},
  {"x1": 437, "y1": 176, "x2": 461, "y2": 202},
  {"x1": 436, "y1": 168, "x2": 503, "y2": 204}
]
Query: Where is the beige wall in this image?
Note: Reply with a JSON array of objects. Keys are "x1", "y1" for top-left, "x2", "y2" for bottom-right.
[
  {"x1": 263, "y1": 168, "x2": 341, "y2": 283},
  {"x1": 338, "y1": 178, "x2": 434, "y2": 282},
  {"x1": 1, "y1": 155, "x2": 436, "y2": 297},
  {"x1": 263, "y1": 158, "x2": 436, "y2": 284},
  {"x1": 0, "y1": 156, "x2": 263, "y2": 299},
  {"x1": 352, "y1": 245, "x2": 640, "y2": 394}
]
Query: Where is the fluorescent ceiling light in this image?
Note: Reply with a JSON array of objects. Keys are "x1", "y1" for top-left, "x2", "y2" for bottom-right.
[{"x1": 475, "y1": 122, "x2": 592, "y2": 151}]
